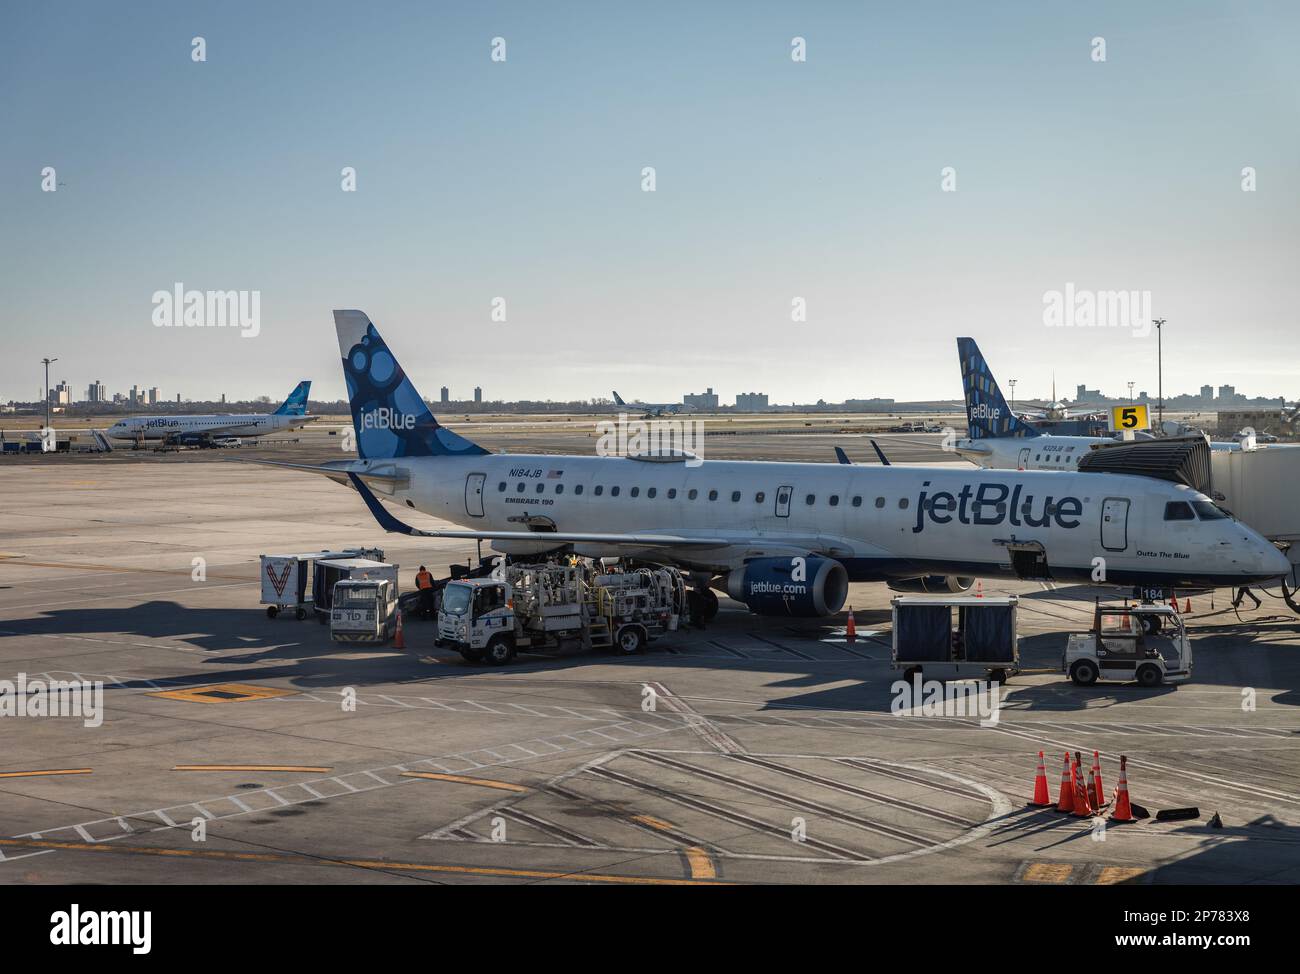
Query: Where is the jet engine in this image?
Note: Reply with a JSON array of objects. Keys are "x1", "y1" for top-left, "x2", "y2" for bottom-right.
[
  {"x1": 726, "y1": 555, "x2": 848, "y2": 617},
  {"x1": 886, "y1": 575, "x2": 976, "y2": 594}
]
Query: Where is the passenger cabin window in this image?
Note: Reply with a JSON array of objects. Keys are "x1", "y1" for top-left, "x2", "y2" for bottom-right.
[
  {"x1": 667, "y1": 488, "x2": 677, "y2": 499},
  {"x1": 851, "y1": 496, "x2": 862, "y2": 507},
  {"x1": 806, "y1": 494, "x2": 816, "y2": 505},
  {"x1": 688, "y1": 489, "x2": 698, "y2": 500},
  {"x1": 516, "y1": 482, "x2": 526, "y2": 493},
  {"x1": 875, "y1": 497, "x2": 885, "y2": 509},
  {"x1": 708, "y1": 490, "x2": 718, "y2": 501},
  {"x1": 829, "y1": 495, "x2": 839, "y2": 507},
  {"x1": 898, "y1": 498, "x2": 909, "y2": 509},
  {"x1": 594, "y1": 485, "x2": 604, "y2": 496},
  {"x1": 755, "y1": 492, "x2": 765, "y2": 503},
  {"x1": 611, "y1": 486, "x2": 620, "y2": 497},
  {"x1": 630, "y1": 487, "x2": 639, "y2": 497},
  {"x1": 647, "y1": 487, "x2": 657, "y2": 498},
  {"x1": 731, "y1": 491, "x2": 741, "y2": 502},
  {"x1": 1164, "y1": 501, "x2": 1195, "y2": 521},
  {"x1": 536, "y1": 483, "x2": 544, "y2": 493},
  {"x1": 574, "y1": 485, "x2": 584, "y2": 495},
  {"x1": 497, "y1": 482, "x2": 506, "y2": 492},
  {"x1": 555, "y1": 484, "x2": 564, "y2": 495}
]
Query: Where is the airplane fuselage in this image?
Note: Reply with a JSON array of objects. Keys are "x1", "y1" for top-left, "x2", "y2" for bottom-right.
[
  {"x1": 109, "y1": 413, "x2": 315, "y2": 441},
  {"x1": 353, "y1": 452, "x2": 1287, "y2": 588}
]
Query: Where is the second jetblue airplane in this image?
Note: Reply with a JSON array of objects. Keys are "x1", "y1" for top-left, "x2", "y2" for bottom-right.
[
  {"x1": 109, "y1": 381, "x2": 316, "y2": 447},
  {"x1": 263, "y1": 312, "x2": 1288, "y2": 619}
]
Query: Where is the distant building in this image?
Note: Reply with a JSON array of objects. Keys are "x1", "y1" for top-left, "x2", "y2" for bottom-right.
[
  {"x1": 1076, "y1": 384, "x2": 1103, "y2": 402},
  {"x1": 684, "y1": 387, "x2": 719, "y2": 410},
  {"x1": 845, "y1": 397, "x2": 896, "y2": 410},
  {"x1": 474, "y1": 386, "x2": 482, "y2": 403},
  {"x1": 440, "y1": 386, "x2": 450, "y2": 404},
  {"x1": 735, "y1": 392, "x2": 769, "y2": 411},
  {"x1": 1217, "y1": 408, "x2": 1283, "y2": 437},
  {"x1": 148, "y1": 387, "x2": 160, "y2": 405},
  {"x1": 49, "y1": 380, "x2": 72, "y2": 406},
  {"x1": 85, "y1": 380, "x2": 107, "y2": 403},
  {"x1": 1200, "y1": 385, "x2": 1214, "y2": 401}
]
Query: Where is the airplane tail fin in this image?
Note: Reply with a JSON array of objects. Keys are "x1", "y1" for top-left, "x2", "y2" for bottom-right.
[
  {"x1": 957, "y1": 337, "x2": 1039, "y2": 439},
  {"x1": 612, "y1": 391, "x2": 626, "y2": 406},
  {"x1": 334, "y1": 310, "x2": 489, "y2": 460},
  {"x1": 273, "y1": 380, "x2": 311, "y2": 416}
]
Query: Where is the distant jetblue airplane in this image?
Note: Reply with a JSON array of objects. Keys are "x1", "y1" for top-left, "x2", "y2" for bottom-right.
[
  {"x1": 254, "y1": 311, "x2": 1287, "y2": 632},
  {"x1": 612, "y1": 391, "x2": 694, "y2": 417},
  {"x1": 108, "y1": 381, "x2": 316, "y2": 446}
]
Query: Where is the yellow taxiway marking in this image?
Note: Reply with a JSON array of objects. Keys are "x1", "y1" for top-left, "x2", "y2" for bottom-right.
[
  {"x1": 0, "y1": 769, "x2": 92, "y2": 779},
  {"x1": 148, "y1": 683, "x2": 298, "y2": 704},
  {"x1": 400, "y1": 772, "x2": 527, "y2": 792},
  {"x1": 0, "y1": 838, "x2": 726, "y2": 885},
  {"x1": 684, "y1": 847, "x2": 716, "y2": 880},
  {"x1": 630, "y1": 815, "x2": 676, "y2": 832},
  {"x1": 1022, "y1": 862, "x2": 1074, "y2": 884},
  {"x1": 172, "y1": 765, "x2": 333, "y2": 773},
  {"x1": 1095, "y1": 866, "x2": 1147, "y2": 885}
]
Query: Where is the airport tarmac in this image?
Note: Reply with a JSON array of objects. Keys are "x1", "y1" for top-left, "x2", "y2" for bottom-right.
[{"x1": 3, "y1": 456, "x2": 1300, "y2": 885}]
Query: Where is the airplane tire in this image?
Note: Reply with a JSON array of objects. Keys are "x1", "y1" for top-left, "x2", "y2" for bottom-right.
[
  {"x1": 1070, "y1": 660, "x2": 1098, "y2": 686},
  {"x1": 1136, "y1": 664, "x2": 1162, "y2": 688},
  {"x1": 266, "y1": 606, "x2": 279, "y2": 619}
]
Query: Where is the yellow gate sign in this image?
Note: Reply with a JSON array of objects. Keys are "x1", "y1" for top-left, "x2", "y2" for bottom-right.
[{"x1": 1109, "y1": 404, "x2": 1149, "y2": 431}]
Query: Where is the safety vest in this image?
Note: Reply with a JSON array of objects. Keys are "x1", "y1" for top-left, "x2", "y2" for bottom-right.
[{"x1": 416, "y1": 571, "x2": 433, "y2": 589}]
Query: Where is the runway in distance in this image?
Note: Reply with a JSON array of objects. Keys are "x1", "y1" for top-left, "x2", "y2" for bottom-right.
[
  {"x1": 953, "y1": 338, "x2": 1243, "y2": 471},
  {"x1": 259, "y1": 312, "x2": 1289, "y2": 620},
  {"x1": 109, "y1": 380, "x2": 316, "y2": 447}
]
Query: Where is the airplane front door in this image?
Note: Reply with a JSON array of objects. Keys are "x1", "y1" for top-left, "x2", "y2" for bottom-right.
[
  {"x1": 775, "y1": 485, "x2": 792, "y2": 518},
  {"x1": 1101, "y1": 497, "x2": 1129, "y2": 551},
  {"x1": 465, "y1": 473, "x2": 486, "y2": 518},
  {"x1": 1017, "y1": 447, "x2": 1031, "y2": 470}
]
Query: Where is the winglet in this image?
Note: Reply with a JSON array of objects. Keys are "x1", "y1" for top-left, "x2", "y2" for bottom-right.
[
  {"x1": 869, "y1": 439, "x2": 892, "y2": 465},
  {"x1": 834, "y1": 446, "x2": 851, "y2": 465}
]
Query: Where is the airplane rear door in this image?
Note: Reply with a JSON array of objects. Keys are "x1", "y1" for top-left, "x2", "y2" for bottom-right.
[
  {"x1": 1017, "y1": 447, "x2": 1030, "y2": 470},
  {"x1": 775, "y1": 485, "x2": 793, "y2": 518},
  {"x1": 1100, "y1": 497, "x2": 1129, "y2": 551},
  {"x1": 465, "y1": 473, "x2": 486, "y2": 518}
]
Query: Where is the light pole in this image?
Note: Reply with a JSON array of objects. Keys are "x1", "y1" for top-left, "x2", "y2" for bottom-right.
[
  {"x1": 1128, "y1": 381, "x2": 1135, "y2": 405},
  {"x1": 1153, "y1": 318, "x2": 1166, "y2": 431},
  {"x1": 41, "y1": 357, "x2": 58, "y2": 430},
  {"x1": 1008, "y1": 379, "x2": 1017, "y2": 413}
]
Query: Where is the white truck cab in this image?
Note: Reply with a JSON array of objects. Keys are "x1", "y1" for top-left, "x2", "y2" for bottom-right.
[
  {"x1": 330, "y1": 577, "x2": 398, "y2": 642},
  {"x1": 1065, "y1": 601, "x2": 1192, "y2": 687}
]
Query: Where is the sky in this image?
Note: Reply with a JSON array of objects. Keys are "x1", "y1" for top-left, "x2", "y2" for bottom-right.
[{"x1": 2, "y1": 1, "x2": 1298, "y2": 406}]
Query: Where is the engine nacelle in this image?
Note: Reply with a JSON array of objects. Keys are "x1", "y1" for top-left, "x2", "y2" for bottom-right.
[
  {"x1": 726, "y1": 556, "x2": 848, "y2": 617},
  {"x1": 886, "y1": 575, "x2": 976, "y2": 594}
]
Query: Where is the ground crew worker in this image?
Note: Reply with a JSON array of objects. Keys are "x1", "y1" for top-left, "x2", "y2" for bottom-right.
[{"x1": 416, "y1": 565, "x2": 435, "y2": 617}]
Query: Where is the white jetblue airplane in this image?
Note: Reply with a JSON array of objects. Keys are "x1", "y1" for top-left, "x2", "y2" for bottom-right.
[
  {"x1": 260, "y1": 312, "x2": 1288, "y2": 620},
  {"x1": 953, "y1": 338, "x2": 1240, "y2": 471},
  {"x1": 612, "y1": 391, "x2": 695, "y2": 417},
  {"x1": 108, "y1": 381, "x2": 317, "y2": 447}
]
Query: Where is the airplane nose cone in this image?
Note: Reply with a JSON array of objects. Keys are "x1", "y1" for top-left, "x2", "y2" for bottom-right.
[{"x1": 1264, "y1": 543, "x2": 1293, "y2": 579}]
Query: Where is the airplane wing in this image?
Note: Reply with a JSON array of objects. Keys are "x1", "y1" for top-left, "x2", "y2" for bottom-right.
[
  {"x1": 240, "y1": 458, "x2": 409, "y2": 488},
  {"x1": 346, "y1": 473, "x2": 730, "y2": 547}
]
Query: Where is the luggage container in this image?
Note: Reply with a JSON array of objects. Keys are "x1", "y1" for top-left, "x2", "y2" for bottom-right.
[
  {"x1": 260, "y1": 547, "x2": 384, "y2": 619},
  {"x1": 891, "y1": 595, "x2": 1019, "y2": 683}
]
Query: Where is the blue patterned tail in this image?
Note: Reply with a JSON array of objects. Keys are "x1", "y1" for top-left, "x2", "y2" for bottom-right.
[
  {"x1": 957, "y1": 337, "x2": 1039, "y2": 440},
  {"x1": 333, "y1": 310, "x2": 489, "y2": 460},
  {"x1": 273, "y1": 380, "x2": 311, "y2": 416}
]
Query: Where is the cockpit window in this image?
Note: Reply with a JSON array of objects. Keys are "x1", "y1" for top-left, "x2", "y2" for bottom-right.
[
  {"x1": 1163, "y1": 502, "x2": 1195, "y2": 521},
  {"x1": 1192, "y1": 500, "x2": 1230, "y2": 521}
]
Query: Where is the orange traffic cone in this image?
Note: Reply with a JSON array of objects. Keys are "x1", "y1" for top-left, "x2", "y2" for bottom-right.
[
  {"x1": 1071, "y1": 752, "x2": 1094, "y2": 817},
  {"x1": 1109, "y1": 755, "x2": 1135, "y2": 823},
  {"x1": 1030, "y1": 751, "x2": 1052, "y2": 806},
  {"x1": 1170, "y1": 595, "x2": 1179, "y2": 610},
  {"x1": 1092, "y1": 751, "x2": 1106, "y2": 808},
  {"x1": 393, "y1": 609, "x2": 405, "y2": 649},
  {"x1": 975, "y1": 580, "x2": 984, "y2": 599},
  {"x1": 1054, "y1": 752, "x2": 1075, "y2": 813},
  {"x1": 1184, "y1": 598, "x2": 1192, "y2": 614},
  {"x1": 846, "y1": 608, "x2": 857, "y2": 642}
]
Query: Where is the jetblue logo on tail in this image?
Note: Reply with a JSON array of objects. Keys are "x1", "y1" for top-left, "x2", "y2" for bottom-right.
[
  {"x1": 957, "y1": 337, "x2": 1038, "y2": 440},
  {"x1": 274, "y1": 381, "x2": 311, "y2": 416},
  {"x1": 362, "y1": 408, "x2": 415, "y2": 431}
]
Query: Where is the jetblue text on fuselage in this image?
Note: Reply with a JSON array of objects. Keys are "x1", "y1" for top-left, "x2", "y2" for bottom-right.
[
  {"x1": 913, "y1": 481, "x2": 1083, "y2": 533},
  {"x1": 361, "y1": 408, "x2": 415, "y2": 431}
]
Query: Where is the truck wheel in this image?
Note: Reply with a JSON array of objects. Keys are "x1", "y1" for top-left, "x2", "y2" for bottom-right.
[
  {"x1": 1136, "y1": 664, "x2": 1162, "y2": 687},
  {"x1": 616, "y1": 625, "x2": 647, "y2": 655},
  {"x1": 459, "y1": 647, "x2": 484, "y2": 663},
  {"x1": 902, "y1": 666, "x2": 921, "y2": 682},
  {"x1": 483, "y1": 635, "x2": 516, "y2": 666},
  {"x1": 295, "y1": 607, "x2": 307, "y2": 621},
  {"x1": 988, "y1": 668, "x2": 1008, "y2": 685},
  {"x1": 1070, "y1": 660, "x2": 1098, "y2": 686},
  {"x1": 266, "y1": 605, "x2": 279, "y2": 619}
]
